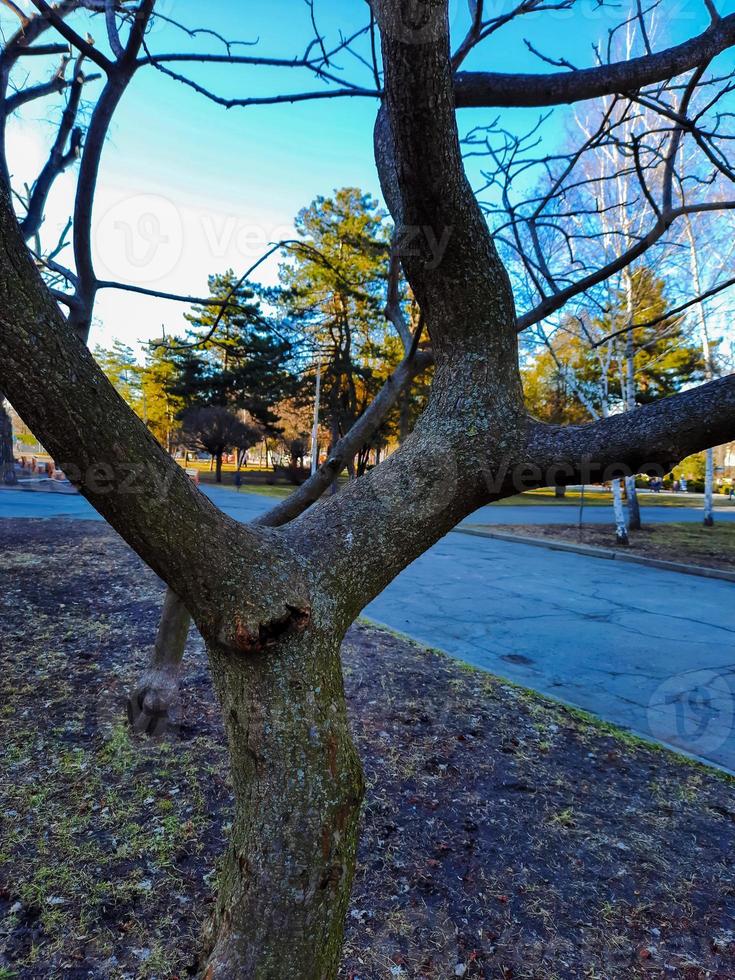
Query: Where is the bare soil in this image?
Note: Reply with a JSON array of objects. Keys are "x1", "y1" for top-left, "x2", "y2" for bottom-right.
[{"x1": 1, "y1": 519, "x2": 734, "y2": 979}]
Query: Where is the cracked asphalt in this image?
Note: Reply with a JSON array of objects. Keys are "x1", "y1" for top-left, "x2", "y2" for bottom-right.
[{"x1": 2, "y1": 486, "x2": 734, "y2": 770}]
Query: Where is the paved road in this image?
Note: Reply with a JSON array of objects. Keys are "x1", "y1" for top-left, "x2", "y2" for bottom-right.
[
  {"x1": 2, "y1": 486, "x2": 734, "y2": 770},
  {"x1": 3, "y1": 484, "x2": 735, "y2": 525},
  {"x1": 366, "y1": 532, "x2": 735, "y2": 773}
]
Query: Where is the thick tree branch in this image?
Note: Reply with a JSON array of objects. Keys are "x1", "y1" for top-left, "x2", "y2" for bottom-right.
[
  {"x1": 528, "y1": 375, "x2": 735, "y2": 481},
  {"x1": 453, "y1": 13, "x2": 735, "y2": 108},
  {"x1": 287, "y1": 1, "x2": 527, "y2": 620},
  {"x1": 373, "y1": 1, "x2": 519, "y2": 364},
  {"x1": 0, "y1": 183, "x2": 308, "y2": 651}
]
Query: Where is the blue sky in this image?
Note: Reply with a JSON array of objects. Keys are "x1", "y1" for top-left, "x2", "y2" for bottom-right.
[{"x1": 3, "y1": 0, "x2": 722, "y2": 355}]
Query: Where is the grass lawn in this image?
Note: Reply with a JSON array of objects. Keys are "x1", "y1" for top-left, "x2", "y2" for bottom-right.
[
  {"x1": 1, "y1": 520, "x2": 735, "y2": 978},
  {"x1": 471, "y1": 521, "x2": 735, "y2": 571},
  {"x1": 493, "y1": 488, "x2": 735, "y2": 508}
]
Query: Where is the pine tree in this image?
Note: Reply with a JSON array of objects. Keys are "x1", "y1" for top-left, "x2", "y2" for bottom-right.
[
  {"x1": 171, "y1": 273, "x2": 298, "y2": 434},
  {"x1": 140, "y1": 345, "x2": 184, "y2": 453},
  {"x1": 280, "y1": 188, "x2": 392, "y2": 467},
  {"x1": 601, "y1": 266, "x2": 705, "y2": 405},
  {"x1": 93, "y1": 341, "x2": 143, "y2": 414}
]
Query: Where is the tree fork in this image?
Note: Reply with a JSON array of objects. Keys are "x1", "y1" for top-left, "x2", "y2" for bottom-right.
[{"x1": 127, "y1": 342, "x2": 432, "y2": 734}]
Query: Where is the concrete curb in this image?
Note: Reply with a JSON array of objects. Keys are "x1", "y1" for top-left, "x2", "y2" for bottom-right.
[{"x1": 454, "y1": 526, "x2": 735, "y2": 584}]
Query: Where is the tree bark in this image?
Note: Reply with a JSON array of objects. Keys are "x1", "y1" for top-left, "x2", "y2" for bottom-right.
[
  {"x1": 0, "y1": 392, "x2": 16, "y2": 485},
  {"x1": 453, "y1": 13, "x2": 735, "y2": 108},
  {"x1": 215, "y1": 451, "x2": 223, "y2": 484},
  {"x1": 202, "y1": 628, "x2": 364, "y2": 977},
  {"x1": 128, "y1": 342, "x2": 432, "y2": 729}
]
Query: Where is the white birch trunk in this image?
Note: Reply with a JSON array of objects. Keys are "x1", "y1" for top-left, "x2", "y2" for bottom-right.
[
  {"x1": 704, "y1": 446, "x2": 715, "y2": 527},
  {"x1": 612, "y1": 477, "x2": 629, "y2": 545}
]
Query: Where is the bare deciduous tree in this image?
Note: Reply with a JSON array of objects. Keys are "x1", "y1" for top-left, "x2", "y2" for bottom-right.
[{"x1": 2, "y1": 1, "x2": 735, "y2": 974}]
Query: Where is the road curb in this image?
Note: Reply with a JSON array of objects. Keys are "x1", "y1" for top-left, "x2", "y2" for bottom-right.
[{"x1": 454, "y1": 527, "x2": 735, "y2": 584}]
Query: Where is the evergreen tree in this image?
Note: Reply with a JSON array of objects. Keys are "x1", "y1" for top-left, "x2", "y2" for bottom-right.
[
  {"x1": 171, "y1": 272, "x2": 298, "y2": 435},
  {"x1": 523, "y1": 268, "x2": 706, "y2": 422},
  {"x1": 280, "y1": 188, "x2": 393, "y2": 469},
  {"x1": 600, "y1": 266, "x2": 705, "y2": 405},
  {"x1": 94, "y1": 341, "x2": 143, "y2": 414},
  {"x1": 140, "y1": 345, "x2": 184, "y2": 453}
]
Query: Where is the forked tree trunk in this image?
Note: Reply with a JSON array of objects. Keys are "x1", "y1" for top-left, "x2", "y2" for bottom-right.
[
  {"x1": 202, "y1": 628, "x2": 364, "y2": 977},
  {"x1": 0, "y1": 394, "x2": 17, "y2": 485},
  {"x1": 704, "y1": 446, "x2": 715, "y2": 527},
  {"x1": 127, "y1": 588, "x2": 191, "y2": 734}
]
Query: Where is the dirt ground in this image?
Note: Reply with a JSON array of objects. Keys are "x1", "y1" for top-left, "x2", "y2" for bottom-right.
[
  {"x1": 479, "y1": 522, "x2": 735, "y2": 572},
  {"x1": 1, "y1": 519, "x2": 735, "y2": 979}
]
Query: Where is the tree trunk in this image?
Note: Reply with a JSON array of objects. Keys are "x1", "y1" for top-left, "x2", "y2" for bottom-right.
[
  {"x1": 624, "y1": 474, "x2": 642, "y2": 530},
  {"x1": 127, "y1": 588, "x2": 191, "y2": 735},
  {"x1": 215, "y1": 452, "x2": 223, "y2": 484},
  {"x1": 612, "y1": 478, "x2": 629, "y2": 545},
  {"x1": 704, "y1": 445, "x2": 715, "y2": 527},
  {"x1": 202, "y1": 628, "x2": 364, "y2": 978},
  {"x1": 554, "y1": 484, "x2": 566, "y2": 498},
  {"x1": 0, "y1": 393, "x2": 17, "y2": 485}
]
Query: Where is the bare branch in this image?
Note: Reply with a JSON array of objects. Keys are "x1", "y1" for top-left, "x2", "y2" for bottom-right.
[{"x1": 28, "y1": 0, "x2": 114, "y2": 72}]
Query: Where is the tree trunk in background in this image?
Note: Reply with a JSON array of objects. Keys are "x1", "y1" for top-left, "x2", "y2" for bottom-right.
[
  {"x1": 683, "y1": 213, "x2": 716, "y2": 528},
  {"x1": 554, "y1": 484, "x2": 566, "y2": 498},
  {"x1": 0, "y1": 394, "x2": 17, "y2": 485},
  {"x1": 704, "y1": 446, "x2": 715, "y2": 527},
  {"x1": 612, "y1": 478, "x2": 629, "y2": 545},
  {"x1": 624, "y1": 474, "x2": 641, "y2": 530},
  {"x1": 215, "y1": 452, "x2": 223, "y2": 483},
  {"x1": 127, "y1": 589, "x2": 191, "y2": 735},
  {"x1": 623, "y1": 272, "x2": 642, "y2": 531},
  {"x1": 202, "y1": 629, "x2": 364, "y2": 977}
]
